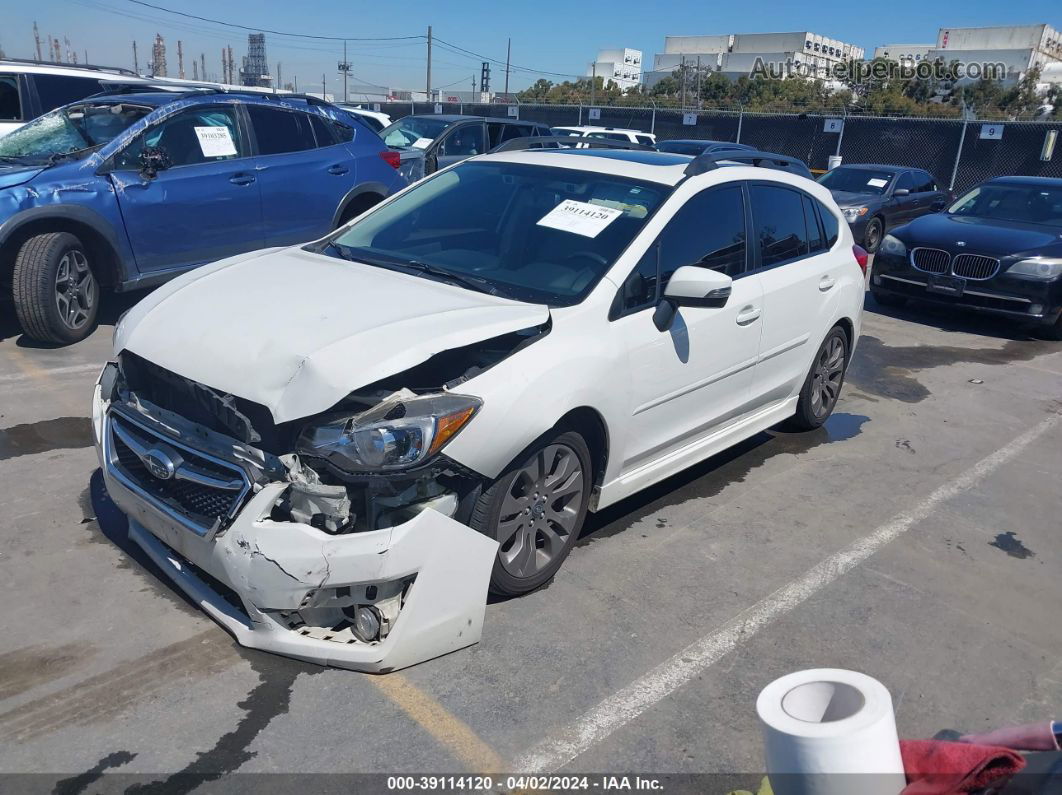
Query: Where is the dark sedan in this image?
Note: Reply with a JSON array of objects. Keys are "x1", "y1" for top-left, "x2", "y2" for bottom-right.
[
  {"x1": 870, "y1": 176, "x2": 1062, "y2": 339},
  {"x1": 818, "y1": 164, "x2": 949, "y2": 252},
  {"x1": 656, "y1": 139, "x2": 755, "y2": 155}
]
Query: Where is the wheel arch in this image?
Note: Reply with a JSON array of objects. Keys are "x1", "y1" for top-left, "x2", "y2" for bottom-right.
[
  {"x1": 554, "y1": 406, "x2": 610, "y2": 503},
  {"x1": 0, "y1": 209, "x2": 126, "y2": 289},
  {"x1": 832, "y1": 316, "x2": 855, "y2": 363},
  {"x1": 332, "y1": 182, "x2": 389, "y2": 228}
]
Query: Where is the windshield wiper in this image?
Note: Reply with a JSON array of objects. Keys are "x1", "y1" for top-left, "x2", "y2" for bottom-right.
[
  {"x1": 396, "y1": 260, "x2": 499, "y2": 295},
  {"x1": 324, "y1": 244, "x2": 498, "y2": 295},
  {"x1": 0, "y1": 155, "x2": 27, "y2": 164}
]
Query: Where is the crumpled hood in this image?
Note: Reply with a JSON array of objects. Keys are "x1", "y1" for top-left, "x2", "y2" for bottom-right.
[
  {"x1": 117, "y1": 247, "x2": 549, "y2": 423},
  {"x1": 0, "y1": 164, "x2": 45, "y2": 190}
]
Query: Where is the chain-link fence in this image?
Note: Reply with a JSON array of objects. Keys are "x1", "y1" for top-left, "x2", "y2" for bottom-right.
[{"x1": 374, "y1": 101, "x2": 1061, "y2": 194}]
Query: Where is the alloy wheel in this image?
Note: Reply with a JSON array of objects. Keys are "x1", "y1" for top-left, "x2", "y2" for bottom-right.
[
  {"x1": 54, "y1": 250, "x2": 97, "y2": 331},
  {"x1": 496, "y1": 444, "x2": 585, "y2": 579},
  {"x1": 809, "y1": 334, "x2": 846, "y2": 419}
]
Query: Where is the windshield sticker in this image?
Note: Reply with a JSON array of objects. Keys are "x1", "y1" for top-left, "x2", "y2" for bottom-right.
[
  {"x1": 867, "y1": 178, "x2": 888, "y2": 188},
  {"x1": 194, "y1": 126, "x2": 237, "y2": 158},
  {"x1": 411, "y1": 137, "x2": 433, "y2": 149},
  {"x1": 537, "y1": 199, "x2": 624, "y2": 238}
]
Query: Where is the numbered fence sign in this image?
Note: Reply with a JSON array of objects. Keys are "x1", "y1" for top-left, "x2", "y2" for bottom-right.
[
  {"x1": 507, "y1": 105, "x2": 519, "y2": 118},
  {"x1": 588, "y1": 108, "x2": 601, "y2": 120},
  {"x1": 980, "y1": 124, "x2": 1003, "y2": 140},
  {"x1": 682, "y1": 113, "x2": 698, "y2": 126},
  {"x1": 434, "y1": 103, "x2": 443, "y2": 114},
  {"x1": 824, "y1": 118, "x2": 844, "y2": 133},
  {"x1": 372, "y1": 103, "x2": 381, "y2": 112}
]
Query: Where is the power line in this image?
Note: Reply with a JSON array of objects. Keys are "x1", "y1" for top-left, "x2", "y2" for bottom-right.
[{"x1": 121, "y1": 0, "x2": 425, "y2": 41}]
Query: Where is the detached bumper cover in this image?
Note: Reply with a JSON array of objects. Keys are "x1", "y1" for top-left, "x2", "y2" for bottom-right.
[{"x1": 94, "y1": 388, "x2": 498, "y2": 673}]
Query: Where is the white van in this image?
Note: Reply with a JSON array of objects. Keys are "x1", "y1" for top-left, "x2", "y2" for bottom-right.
[{"x1": 0, "y1": 60, "x2": 148, "y2": 138}]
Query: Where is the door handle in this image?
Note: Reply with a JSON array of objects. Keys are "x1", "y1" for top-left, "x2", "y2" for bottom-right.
[
  {"x1": 736, "y1": 306, "x2": 761, "y2": 325},
  {"x1": 328, "y1": 165, "x2": 350, "y2": 176},
  {"x1": 818, "y1": 276, "x2": 836, "y2": 292},
  {"x1": 229, "y1": 173, "x2": 255, "y2": 185}
]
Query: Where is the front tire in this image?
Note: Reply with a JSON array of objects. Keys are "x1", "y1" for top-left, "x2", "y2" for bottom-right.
[
  {"x1": 471, "y1": 431, "x2": 592, "y2": 596},
  {"x1": 13, "y1": 232, "x2": 100, "y2": 344},
  {"x1": 788, "y1": 327, "x2": 849, "y2": 431},
  {"x1": 863, "y1": 217, "x2": 883, "y2": 253}
]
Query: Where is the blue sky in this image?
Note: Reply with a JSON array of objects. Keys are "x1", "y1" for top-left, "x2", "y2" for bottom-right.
[{"x1": 4, "y1": 0, "x2": 1059, "y2": 98}]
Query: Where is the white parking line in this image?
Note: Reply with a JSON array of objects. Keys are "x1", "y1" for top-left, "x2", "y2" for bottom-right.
[
  {"x1": 0, "y1": 363, "x2": 101, "y2": 384},
  {"x1": 514, "y1": 412, "x2": 1062, "y2": 773}
]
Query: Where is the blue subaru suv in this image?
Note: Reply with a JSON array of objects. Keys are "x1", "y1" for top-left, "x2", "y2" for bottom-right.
[{"x1": 0, "y1": 88, "x2": 407, "y2": 343}]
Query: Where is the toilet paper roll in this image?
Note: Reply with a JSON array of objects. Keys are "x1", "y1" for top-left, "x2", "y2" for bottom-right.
[{"x1": 757, "y1": 669, "x2": 906, "y2": 795}]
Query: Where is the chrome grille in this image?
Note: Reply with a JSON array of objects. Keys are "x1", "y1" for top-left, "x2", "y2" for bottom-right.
[
  {"x1": 952, "y1": 254, "x2": 999, "y2": 280},
  {"x1": 106, "y1": 412, "x2": 251, "y2": 536},
  {"x1": 911, "y1": 248, "x2": 951, "y2": 274}
]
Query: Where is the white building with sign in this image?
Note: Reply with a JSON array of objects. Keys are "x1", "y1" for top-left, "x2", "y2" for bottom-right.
[{"x1": 587, "y1": 48, "x2": 643, "y2": 90}]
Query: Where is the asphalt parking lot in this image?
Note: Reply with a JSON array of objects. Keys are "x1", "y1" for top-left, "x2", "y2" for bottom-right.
[{"x1": 1, "y1": 274, "x2": 1061, "y2": 789}]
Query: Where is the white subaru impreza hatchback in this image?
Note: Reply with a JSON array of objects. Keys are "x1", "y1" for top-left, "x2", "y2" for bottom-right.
[{"x1": 93, "y1": 146, "x2": 864, "y2": 671}]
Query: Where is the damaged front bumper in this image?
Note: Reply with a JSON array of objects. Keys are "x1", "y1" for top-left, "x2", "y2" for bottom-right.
[{"x1": 92, "y1": 379, "x2": 498, "y2": 673}]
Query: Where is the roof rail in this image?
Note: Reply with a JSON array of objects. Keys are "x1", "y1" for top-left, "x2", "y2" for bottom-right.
[
  {"x1": 88, "y1": 81, "x2": 223, "y2": 99},
  {"x1": 684, "y1": 149, "x2": 807, "y2": 176},
  {"x1": 1, "y1": 57, "x2": 138, "y2": 76},
  {"x1": 491, "y1": 135, "x2": 653, "y2": 153}
]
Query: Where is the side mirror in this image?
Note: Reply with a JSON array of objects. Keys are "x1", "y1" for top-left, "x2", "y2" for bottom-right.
[
  {"x1": 893, "y1": 188, "x2": 910, "y2": 197},
  {"x1": 138, "y1": 146, "x2": 172, "y2": 180},
  {"x1": 653, "y1": 266, "x2": 733, "y2": 331}
]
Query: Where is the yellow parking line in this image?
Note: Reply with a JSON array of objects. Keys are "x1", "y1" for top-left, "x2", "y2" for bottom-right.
[{"x1": 371, "y1": 673, "x2": 506, "y2": 773}]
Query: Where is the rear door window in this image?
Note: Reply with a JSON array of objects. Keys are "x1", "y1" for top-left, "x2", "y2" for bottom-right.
[
  {"x1": 802, "y1": 195, "x2": 825, "y2": 253},
  {"x1": 308, "y1": 113, "x2": 337, "y2": 147},
  {"x1": 440, "y1": 123, "x2": 485, "y2": 156},
  {"x1": 895, "y1": 172, "x2": 915, "y2": 192},
  {"x1": 31, "y1": 74, "x2": 103, "y2": 111},
  {"x1": 0, "y1": 75, "x2": 23, "y2": 121},
  {"x1": 248, "y1": 105, "x2": 317, "y2": 155},
  {"x1": 749, "y1": 184, "x2": 811, "y2": 267}
]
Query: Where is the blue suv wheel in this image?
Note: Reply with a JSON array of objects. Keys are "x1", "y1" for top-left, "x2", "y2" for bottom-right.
[{"x1": 13, "y1": 232, "x2": 100, "y2": 344}]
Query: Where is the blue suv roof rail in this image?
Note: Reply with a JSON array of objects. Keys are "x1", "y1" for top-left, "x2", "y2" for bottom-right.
[{"x1": 684, "y1": 149, "x2": 806, "y2": 176}]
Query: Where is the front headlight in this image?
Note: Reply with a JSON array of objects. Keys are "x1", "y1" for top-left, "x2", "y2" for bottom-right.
[
  {"x1": 1007, "y1": 257, "x2": 1062, "y2": 281},
  {"x1": 879, "y1": 234, "x2": 907, "y2": 256},
  {"x1": 842, "y1": 206, "x2": 869, "y2": 222},
  {"x1": 297, "y1": 392, "x2": 481, "y2": 472}
]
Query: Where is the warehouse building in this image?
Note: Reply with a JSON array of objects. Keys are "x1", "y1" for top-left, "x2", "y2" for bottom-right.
[{"x1": 644, "y1": 32, "x2": 865, "y2": 87}]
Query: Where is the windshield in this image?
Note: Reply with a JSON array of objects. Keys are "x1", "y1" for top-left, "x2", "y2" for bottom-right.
[
  {"x1": 326, "y1": 161, "x2": 669, "y2": 305},
  {"x1": 0, "y1": 103, "x2": 150, "y2": 163},
  {"x1": 380, "y1": 117, "x2": 451, "y2": 149},
  {"x1": 818, "y1": 167, "x2": 895, "y2": 195},
  {"x1": 948, "y1": 183, "x2": 1062, "y2": 228}
]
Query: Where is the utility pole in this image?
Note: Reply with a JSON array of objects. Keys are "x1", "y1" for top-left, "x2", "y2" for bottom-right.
[
  {"x1": 504, "y1": 37, "x2": 511, "y2": 96},
  {"x1": 132, "y1": 40, "x2": 139, "y2": 73},
  {"x1": 338, "y1": 40, "x2": 351, "y2": 102},
  {"x1": 696, "y1": 55, "x2": 701, "y2": 109},
  {"x1": 221, "y1": 48, "x2": 227, "y2": 83},
  {"x1": 426, "y1": 25, "x2": 432, "y2": 101},
  {"x1": 276, "y1": 62, "x2": 280, "y2": 93},
  {"x1": 192, "y1": 60, "x2": 198, "y2": 81},
  {"x1": 590, "y1": 62, "x2": 596, "y2": 106},
  {"x1": 322, "y1": 73, "x2": 326, "y2": 100},
  {"x1": 33, "y1": 22, "x2": 42, "y2": 62},
  {"x1": 177, "y1": 40, "x2": 185, "y2": 79},
  {"x1": 294, "y1": 75, "x2": 298, "y2": 92},
  {"x1": 200, "y1": 53, "x2": 205, "y2": 82},
  {"x1": 227, "y1": 46, "x2": 234, "y2": 84},
  {"x1": 680, "y1": 55, "x2": 686, "y2": 108}
]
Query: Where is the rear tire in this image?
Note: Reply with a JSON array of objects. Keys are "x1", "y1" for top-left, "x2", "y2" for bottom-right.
[
  {"x1": 871, "y1": 287, "x2": 908, "y2": 308},
  {"x1": 787, "y1": 327, "x2": 849, "y2": 431},
  {"x1": 471, "y1": 430, "x2": 592, "y2": 596},
  {"x1": 13, "y1": 232, "x2": 100, "y2": 345}
]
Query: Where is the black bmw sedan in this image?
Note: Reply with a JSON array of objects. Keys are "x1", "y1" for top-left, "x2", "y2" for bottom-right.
[{"x1": 870, "y1": 176, "x2": 1062, "y2": 339}]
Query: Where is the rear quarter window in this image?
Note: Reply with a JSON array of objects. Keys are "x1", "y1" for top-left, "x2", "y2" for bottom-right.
[
  {"x1": 0, "y1": 75, "x2": 23, "y2": 121},
  {"x1": 32, "y1": 73, "x2": 103, "y2": 112}
]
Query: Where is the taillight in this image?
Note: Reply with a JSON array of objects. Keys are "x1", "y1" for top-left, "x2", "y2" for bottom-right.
[
  {"x1": 379, "y1": 150, "x2": 401, "y2": 169},
  {"x1": 852, "y1": 244, "x2": 868, "y2": 276}
]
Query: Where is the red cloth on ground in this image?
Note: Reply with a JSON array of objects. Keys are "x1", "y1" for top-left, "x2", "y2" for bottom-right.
[{"x1": 900, "y1": 739, "x2": 1026, "y2": 794}]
